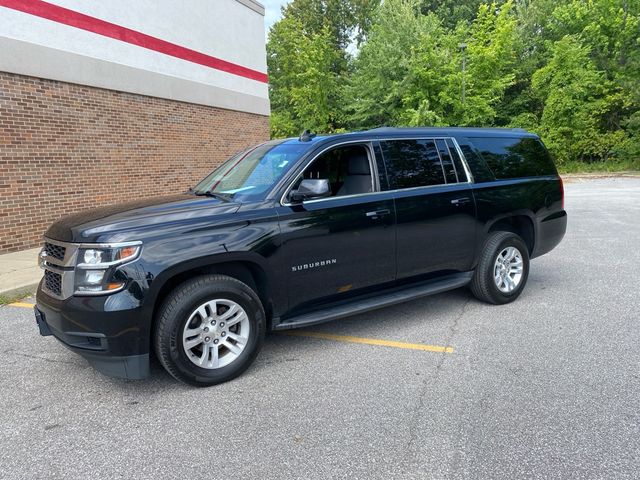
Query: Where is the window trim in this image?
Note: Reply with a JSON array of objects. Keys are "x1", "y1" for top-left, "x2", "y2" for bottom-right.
[
  {"x1": 378, "y1": 137, "x2": 474, "y2": 191},
  {"x1": 280, "y1": 140, "x2": 379, "y2": 207},
  {"x1": 278, "y1": 137, "x2": 474, "y2": 207}
]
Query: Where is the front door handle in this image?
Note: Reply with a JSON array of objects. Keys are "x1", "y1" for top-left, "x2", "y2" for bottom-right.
[
  {"x1": 451, "y1": 197, "x2": 471, "y2": 206},
  {"x1": 365, "y1": 209, "x2": 391, "y2": 219}
]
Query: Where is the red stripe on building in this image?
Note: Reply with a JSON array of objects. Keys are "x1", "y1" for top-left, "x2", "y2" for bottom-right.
[{"x1": 0, "y1": 0, "x2": 269, "y2": 83}]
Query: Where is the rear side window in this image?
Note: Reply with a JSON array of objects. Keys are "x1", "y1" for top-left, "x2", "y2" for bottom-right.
[
  {"x1": 446, "y1": 139, "x2": 471, "y2": 182},
  {"x1": 435, "y1": 139, "x2": 458, "y2": 183},
  {"x1": 380, "y1": 139, "x2": 445, "y2": 189},
  {"x1": 469, "y1": 137, "x2": 557, "y2": 179}
]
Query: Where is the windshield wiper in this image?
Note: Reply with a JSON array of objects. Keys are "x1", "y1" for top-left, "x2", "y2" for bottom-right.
[{"x1": 188, "y1": 188, "x2": 232, "y2": 202}]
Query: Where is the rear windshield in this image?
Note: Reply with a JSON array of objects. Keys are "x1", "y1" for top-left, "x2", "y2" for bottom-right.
[{"x1": 469, "y1": 137, "x2": 557, "y2": 180}]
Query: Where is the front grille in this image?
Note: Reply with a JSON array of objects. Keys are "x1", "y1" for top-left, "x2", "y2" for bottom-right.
[
  {"x1": 44, "y1": 270, "x2": 62, "y2": 296},
  {"x1": 44, "y1": 242, "x2": 66, "y2": 261}
]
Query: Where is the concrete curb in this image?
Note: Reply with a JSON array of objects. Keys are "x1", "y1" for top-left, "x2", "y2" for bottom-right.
[{"x1": 561, "y1": 171, "x2": 640, "y2": 180}]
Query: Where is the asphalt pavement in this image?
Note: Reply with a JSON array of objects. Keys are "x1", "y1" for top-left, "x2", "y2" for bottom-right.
[{"x1": 1, "y1": 178, "x2": 639, "y2": 479}]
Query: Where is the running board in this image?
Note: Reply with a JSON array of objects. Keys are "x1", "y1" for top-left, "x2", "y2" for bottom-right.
[{"x1": 273, "y1": 272, "x2": 473, "y2": 331}]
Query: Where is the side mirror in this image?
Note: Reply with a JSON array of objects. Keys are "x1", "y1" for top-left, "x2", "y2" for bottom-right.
[{"x1": 290, "y1": 179, "x2": 331, "y2": 203}]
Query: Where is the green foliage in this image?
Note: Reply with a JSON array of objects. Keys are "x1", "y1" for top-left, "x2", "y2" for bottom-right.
[
  {"x1": 267, "y1": 0, "x2": 640, "y2": 169},
  {"x1": 344, "y1": 0, "x2": 429, "y2": 128},
  {"x1": 532, "y1": 35, "x2": 626, "y2": 164}
]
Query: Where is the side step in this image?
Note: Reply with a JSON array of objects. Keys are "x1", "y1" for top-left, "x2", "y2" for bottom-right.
[{"x1": 273, "y1": 272, "x2": 473, "y2": 331}]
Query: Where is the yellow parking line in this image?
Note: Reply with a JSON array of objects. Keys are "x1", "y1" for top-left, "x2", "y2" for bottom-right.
[
  {"x1": 7, "y1": 302, "x2": 34, "y2": 308},
  {"x1": 280, "y1": 331, "x2": 453, "y2": 353}
]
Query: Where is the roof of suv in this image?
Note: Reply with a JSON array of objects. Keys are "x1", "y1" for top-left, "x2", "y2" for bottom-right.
[{"x1": 282, "y1": 127, "x2": 538, "y2": 146}]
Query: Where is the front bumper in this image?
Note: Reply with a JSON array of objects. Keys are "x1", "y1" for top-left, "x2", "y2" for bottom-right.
[{"x1": 35, "y1": 282, "x2": 151, "y2": 380}]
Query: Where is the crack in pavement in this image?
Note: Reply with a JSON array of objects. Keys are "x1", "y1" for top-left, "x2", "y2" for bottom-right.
[
  {"x1": 5, "y1": 350, "x2": 86, "y2": 367},
  {"x1": 402, "y1": 296, "x2": 472, "y2": 475}
]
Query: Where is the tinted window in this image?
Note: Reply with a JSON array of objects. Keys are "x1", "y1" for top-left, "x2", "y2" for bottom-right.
[
  {"x1": 380, "y1": 139, "x2": 445, "y2": 189},
  {"x1": 436, "y1": 139, "x2": 458, "y2": 183},
  {"x1": 470, "y1": 137, "x2": 557, "y2": 179},
  {"x1": 446, "y1": 139, "x2": 468, "y2": 182}
]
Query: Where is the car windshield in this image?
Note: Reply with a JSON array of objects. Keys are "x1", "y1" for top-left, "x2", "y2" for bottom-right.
[{"x1": 192, "y1": 141, "x2": 309, "y2": 201}]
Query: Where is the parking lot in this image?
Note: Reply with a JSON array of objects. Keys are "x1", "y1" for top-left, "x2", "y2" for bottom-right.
[{"x1": 1, "y1": 177, "x2": 639, "y2": 479}]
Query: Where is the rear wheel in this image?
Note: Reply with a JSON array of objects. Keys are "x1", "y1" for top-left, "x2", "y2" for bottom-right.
[
  {"x1": 154, "y1": 274, "x2": 265, "y2": 386},
  {"x1": 470, "y1": 231, "x2": 530, "y2": 304}
]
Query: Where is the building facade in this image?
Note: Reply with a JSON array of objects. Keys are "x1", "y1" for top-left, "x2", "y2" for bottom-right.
[{"x1": 0, "y1": 0, "x2": 269, "y2": 253}]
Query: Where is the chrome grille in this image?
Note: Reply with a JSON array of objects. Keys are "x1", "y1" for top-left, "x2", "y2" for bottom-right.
[
  {"x1": 44, "y1": 270, "x2": 62, "y2": 296},
  {"x1": 44, "y1": 242, "x2": 66, "y2": 261}
]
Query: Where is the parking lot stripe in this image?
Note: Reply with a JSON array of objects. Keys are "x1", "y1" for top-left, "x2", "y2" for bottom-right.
[
  {"x1": 280, "y1": 331, "x2": 454, "y2": 353},
  {"x1": 7, "y1": 302, "x2": 35, "y2": 308}
]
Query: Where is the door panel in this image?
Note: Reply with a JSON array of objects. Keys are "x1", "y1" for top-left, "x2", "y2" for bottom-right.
[
  {"x1": 394, "y1": 184, "x2": 477, "y2": 279},
  {"x1": 276, "y1": 193, "x2": 396, "y2": 313},
  {"x1": 378, "y1": 138, "x2": 478, "y2": 280}
]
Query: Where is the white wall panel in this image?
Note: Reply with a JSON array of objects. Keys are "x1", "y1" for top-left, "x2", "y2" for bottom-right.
[{"x1": 0, "y1": 0, "x2": 269, "y2": 115}]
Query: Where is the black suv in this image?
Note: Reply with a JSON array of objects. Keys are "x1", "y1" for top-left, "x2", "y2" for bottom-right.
[{"x1": 35, "y1": 127, "x2": 567, "y2": 386}]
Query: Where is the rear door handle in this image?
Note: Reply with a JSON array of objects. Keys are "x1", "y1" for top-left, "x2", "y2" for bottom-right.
[
  {"x1": 365, "y1": 209, "x2": 391, "y2": 219},
  {"x1": 451, "y1": 197, "x2": 471, "y2": 206}
]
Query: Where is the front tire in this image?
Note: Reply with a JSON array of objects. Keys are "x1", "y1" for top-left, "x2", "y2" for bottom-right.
[
  {"x1": 470, "y1": 231, "x2": 530, "y2": 305},
  {"x1": 154, "y1": 274, "x2": 265, "y2": 387}
]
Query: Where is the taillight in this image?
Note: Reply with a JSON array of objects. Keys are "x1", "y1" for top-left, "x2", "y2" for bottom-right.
[{"x1": 559, "y1": 176, "x2": 565, "y2": 210}]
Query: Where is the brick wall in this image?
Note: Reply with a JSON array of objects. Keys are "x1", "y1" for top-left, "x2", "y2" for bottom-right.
[{"x1": 0, "y1": 72, "x2": 269, "y2": 254}]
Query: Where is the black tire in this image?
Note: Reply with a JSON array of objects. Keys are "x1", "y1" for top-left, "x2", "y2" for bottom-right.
[
  {"x1": 470, "y1": 231, "x2": 530, "y2": 305},
  {"x1": 154, "y1": 274, "x2": 265, "y2": 387}
]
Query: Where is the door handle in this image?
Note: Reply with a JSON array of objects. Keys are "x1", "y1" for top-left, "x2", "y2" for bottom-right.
[
  {"x1": 450, "y1": 197, "x2": 471, "y2": 206},
  {"x1": 365, "y1": 209, "x2": 391, "y2": 219}
]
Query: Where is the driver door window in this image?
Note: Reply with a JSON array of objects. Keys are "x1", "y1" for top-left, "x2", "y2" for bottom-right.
[{"x1": 291, "y1": 144, "x2": 374, "y2": 201}]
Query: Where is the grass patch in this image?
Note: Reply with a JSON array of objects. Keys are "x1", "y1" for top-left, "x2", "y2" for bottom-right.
[
  {"x1": 558, "y1": 158, "x2": 640, "y2": 174},
  {"x1": 0, "y1": 289, "x2": 34, "y2": 306}
]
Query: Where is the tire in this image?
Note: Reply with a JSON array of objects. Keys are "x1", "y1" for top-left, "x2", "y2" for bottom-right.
[
  {"x1": 470, "y1": 231, "x2": 530, "y2": 305},
  {"x1": 154, "y1": 274, "x2": 265, "y2": 387}
]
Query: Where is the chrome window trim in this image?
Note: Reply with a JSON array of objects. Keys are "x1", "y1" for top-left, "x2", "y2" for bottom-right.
[
  {"x1": 280, "y1": 140, "x2": 379, "y2": 207},
  {"x1": 449, "y1": 137, "x2": 475, "y2": 183},
  {"x1": 278, "y1": 136, "x2": 476, "y2": 208},
  {"x1": 377, "y1": 136, "x2": 474, "y2": 187},
  {"x1": 371, "y1": 136, "x2": 474, "y2": 184}
]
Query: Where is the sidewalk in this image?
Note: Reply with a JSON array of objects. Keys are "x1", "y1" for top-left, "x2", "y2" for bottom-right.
[{"x1": 0, "y1": 248, "x2": 42, "y2": 298}]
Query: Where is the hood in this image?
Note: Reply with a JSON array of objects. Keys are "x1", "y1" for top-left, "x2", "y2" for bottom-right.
[{"x1": 45, "y1": 194, "x2": 241, "y2": 243}]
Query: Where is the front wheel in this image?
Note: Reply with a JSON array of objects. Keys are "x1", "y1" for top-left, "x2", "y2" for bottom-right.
[
  {"x1": 470, "y1": 231, "x2": 530, "y2": 305},
  {"x1": 154, "y1": 274, "x2": 265, "y2": 386}
]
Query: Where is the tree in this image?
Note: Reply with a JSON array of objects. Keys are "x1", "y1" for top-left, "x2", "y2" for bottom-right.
[
  {"x1": 532, "y1": 35, "x2": 625, "y2": 164},
  {"x1": 343, "y1": 0, "x2": 428, "y2": 128},
  {"x1": 547, "y1": 0, "x2": 640, "y2": 160},
  {"x1": 348, "y1": 0, "x2": 519, "y2": 128},
  {"x1": 267, "y1": 17, "x2": 343, "y2": 136},
  {"x1": 266, "y1": 0, "x2": 640, "y2": 171},
  {"x1": 267, "y1": 0, "x2": 380, "y2": 136}
]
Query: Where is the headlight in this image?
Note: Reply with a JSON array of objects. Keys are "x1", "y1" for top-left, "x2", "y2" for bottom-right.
[
  {"x1": 78, "y1": 245, "x2": 140, "y2": 267},
  {"x1": 74, "y1": 242, "x2": 141, "y2": 295}
]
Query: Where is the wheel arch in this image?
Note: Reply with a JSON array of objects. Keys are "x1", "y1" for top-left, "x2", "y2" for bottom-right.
[
  {"x1": 146, "y1": 253, "x2": 275, "y2": 335},
  {"x1": 485, "y1": 213, "x2": 536, "y2": 255}
]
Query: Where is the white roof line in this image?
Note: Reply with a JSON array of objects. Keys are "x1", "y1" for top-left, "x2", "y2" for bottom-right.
[{"x1": 234, "y1": 0, "x2": 265, "y2": 16}]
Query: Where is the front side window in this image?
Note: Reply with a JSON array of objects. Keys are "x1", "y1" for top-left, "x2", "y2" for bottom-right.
[
  {"x1": 289, "y1": 144, "x2": 374, "y2": 200},
  {"x1": 192, "y1": 141, "x2": 310, "y2": 201},
  {"x1": 380, "y1": 139, "x2": 446, "y2": 189}
]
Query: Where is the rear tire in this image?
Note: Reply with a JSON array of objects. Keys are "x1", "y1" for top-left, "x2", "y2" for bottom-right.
[
  {"x1": 470, "y1": 231, "x2": 530, "y2": 305},
  {"x1": 154, "y1": 274, "x2": 265, "y2": 387}
]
